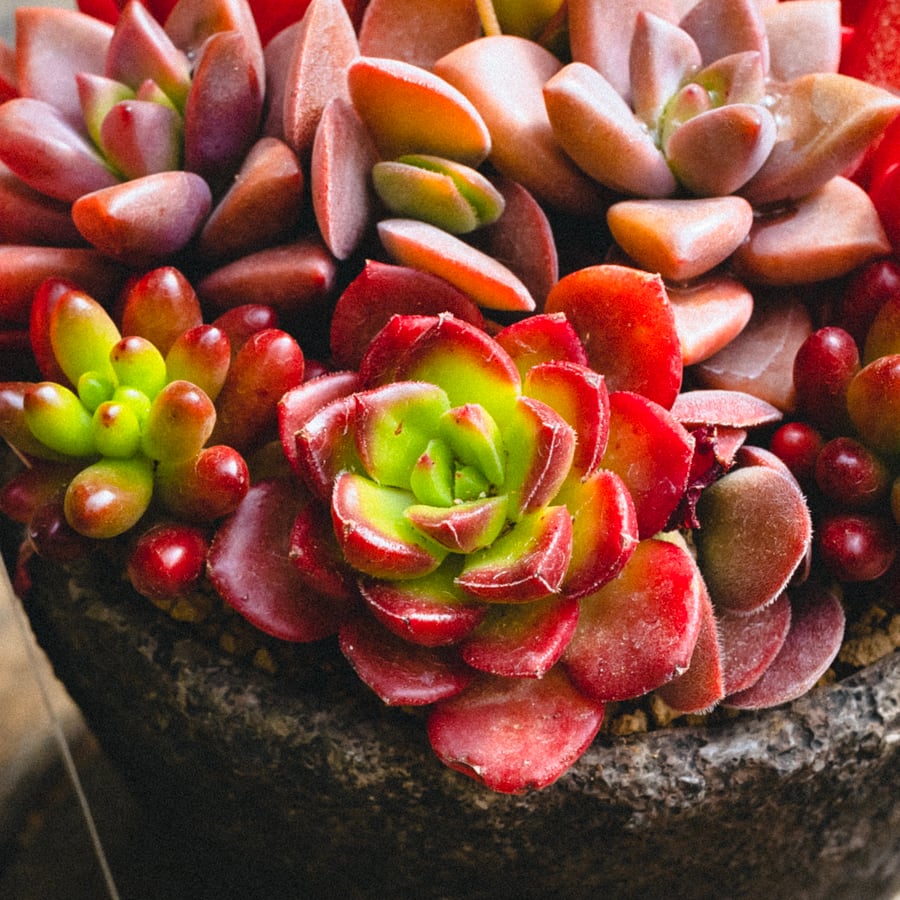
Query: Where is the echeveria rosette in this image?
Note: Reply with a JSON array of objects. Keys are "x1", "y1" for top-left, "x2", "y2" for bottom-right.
[{"x1": 276, "y1": 311, "x2": 724, "y2": 792}]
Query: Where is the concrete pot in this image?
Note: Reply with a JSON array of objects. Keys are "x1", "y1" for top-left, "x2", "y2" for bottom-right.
[{"x1": 21, "y1": 557, "x2": 900, "y2": 900}]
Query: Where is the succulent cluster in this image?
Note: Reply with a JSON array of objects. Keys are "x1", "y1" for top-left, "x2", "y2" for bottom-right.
[{"x1": 0, "y1": 0, "x2": 899, "y2": 792}]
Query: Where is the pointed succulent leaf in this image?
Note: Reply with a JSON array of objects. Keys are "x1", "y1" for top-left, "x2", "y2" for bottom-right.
[
  {"x1": 15, "y1": 7, "x2": 112, "y2": 127},
  {"x1": 353, "y1": 381, "x2": 451, "y2": 488},
  {"x1": 555, "y1": 467, "x2": 639, "y2": 600},
  {"x1": 348, "y1": 55, "x2": 490, "y2": 164},
  {"x1": 568, "y1": 0, "x2": 677, "y2": 103},
  {"x1": 358, "y1": 0, "x2": 483, "y2": 70},
  {"x1": 209, "y1": 478, "x2": 346, "y2": 642},
  {"x1": 105, "y1": 0, "x2": 192, "y2": 110},
  {"x1": 725, "y1": 582, "x2": 844, "y2": 709},
  {"x1": 72, "y1": 171, "x2": 213, "y2": 265},
  {"x1": 427, "y1": 667, "x2": 605, "y2": 794},
  {"x1": 503, "y1": 396, "x2": 575, "y2": 519},
  {"x1": 630, "y1": 11, "x2": 702, "y2": 126},
  {"x1": 311, "y1": 97, "x2": 378, "y2": 260},
  {"x1": 665, "y1": 103, "x2": 777, "y2": 196},
  {"x1": 406, "y1": 495, "x2": 509, "y2": 554},
  {"x1": 658, "y1": 82, "x2": 712, "y2": 151},
  {"x1": 438, "y1": 403, "x2": 505, "y2": 488},
  {"x1": 359, "y1": 560, "x2": 487, "y2": 646},
  {"x1": 544, "y1": 62, "x2": 678, "y2": 198},
  {"x1": 379, "y1": 314, "x2": 522, "y2": 423},
  {"x1": 378, "y1": 218, "x2": 536, "y2": 312},
  {"x1": 456, "y1": 505, "x2": 573, "y2": 603},
  {"x1": 76, "y1": 73, "x2": 135, "y2": 150},
  {"x1": 763, "y1": 0, "x2": 842, "y2": 82},
  {"x1": 732, "y1": 176, "x2": 891, "y2": 286},
  {"x1": 0, "y1": 98, "x2": 120, "y2": 202},
  {"x1": 281, "y1": 0, "x2": 359, "y2": 161},
  {"x1": 461, "y1": 594, "x2": 579, "y2": 679},
  {"x1": 64, "y1": 455, "x2": 154, "y2": 539},
  {"x1": 372, "y1": 155, "x2": 505, "y2": 235},
  {"x1": 607, "y1": 196, "x2": 754, "y2": 282},
  {"x1": 332, "y1": 470, "x2": 448, "y2": 580},
  {"x1": 679, "y1": 0, "x2": 769, "y2": 73},
  {"x1": 601, "y1": 390, "x2": 695, "y2": 540},
  {"x1": 99, "y1": 98, "x2": 184, "y2": 179},
  {"x1": 692, "y1": 51, "x2": 766, "y2": 107},
  {"x1": 694, "y1": 465, "x2": 813, "y2": 615},
  {"x1": 523, "y1": 360, "x2": 609, "y2": 478},
  {"x1": 740, "y1": 73, "x2": 900, "y2": 206},
  {"x1": 183, "y1": 30, "x2": 263, "y2": 190},
  {"x1": 563, "y1": 537, "x2": 704, "y2": 702},
  {"x1": 339, "y1": 614, "x2": 474, "y2": 706},
  {"x1": 357, "y1": 313, "x2": 439, "y2": 386},
  {"x1": 409, "y1": 438, "x2": 455, "y2": 507},
  {"x1": 49, "y1": 288, "x2": 120, "y2": 387},
  {"x1": 434, "y1": 34, "x2": 609, "y2": 216}
]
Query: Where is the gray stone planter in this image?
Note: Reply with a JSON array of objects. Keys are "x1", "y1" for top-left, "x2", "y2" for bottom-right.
[{"x1": 21, "y1": 557, "x2": 900, "y2": 900}]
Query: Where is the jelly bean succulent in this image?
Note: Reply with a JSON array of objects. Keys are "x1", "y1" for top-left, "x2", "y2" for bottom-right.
[{"x1": 1, "y1": 0, "x2": 899, "y2": 794}]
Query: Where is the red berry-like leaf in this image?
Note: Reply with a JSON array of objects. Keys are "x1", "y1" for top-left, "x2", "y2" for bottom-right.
[
  {"x1": 339, "y1": 614, "x2": 474, "y2": 706},
  {"x1": 208, "y1": 478, "x2": 347, "y2": 641},
  {"x1": 127, "y1": 521, "x2": 209, "y2": 603},
  {"x1": 427, "y1": 667, "x2": 605, "y2": 794},
  {"x1": 725, "y1": 582, "x2": 845, "y2": 709},
  {"x1": 563, "y1": 537, "x2": 703, "y2": 703}
]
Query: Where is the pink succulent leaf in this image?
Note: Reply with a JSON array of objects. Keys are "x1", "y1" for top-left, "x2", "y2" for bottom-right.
[
  {"x1": 523, "y1": 360, "x2": 610, "y2": 478},
  {"x1": 763, "y1": 0, "x2": 842, "y2": 82},
  {"x1": 15, "y1": 6, "x2": 113, "y2": 127},
  {"x1": 76, "y1": 72, "x2": 135, "y2": 150},
  {"x1": 717, "y1": 592, "x2": 792, "y2": 697},
  {"x1": 99, "y1": 98, "x2": 184, "y2": 179},
  {"x1": 427, "y1": 667, "x2": 605, "y2": 794},
  {"x1": 654, "y1": 575, "x2": 725, "y2": 714},
  {"x1": 601, "y1": 390, "x2": 695, "y2": 540},
  {"x1": 331, "y1": 470, "x2": 448, "y2": 580},
  {"x1": 679, "y1": 0, "x2": 769, "y2": 73},
  {"x1": 740, "y1": 74, "x2": 900, "y2": 207},
  {"x1": 724, "y1": 581, "x2": 845, "y2": 709},
  {"x1": 105, "y1": 0, "x2": 192, "y2": 110},
  {"x1": 670, "y1": 388, "x2": 783, "y2": 430},
  {"x1": 455, "y1": 505, "x2": 573, "y2": 603},
  {"x1": 460, "y1": 594, "x2": 580, "y2": 679},
  {"x1": 340, "y1": 613, "x2": 474, "y2": 706},
  {"x1": 360, "y1": 560, "x2": 487, "y2": 647},
  {"x1": 630, "y1": 11, "x2": 702, "y2": 126},
  {"x1": 563, "y1": 536, "x2": 704, "y2": 703},
  {"x1": 183, "y1": 29, "x2": 264, "y2": 191},
  {"x1": 0, "y1": 164, "x2": 84, "y2": 247},
  {"x1": 503, "y1": 395, "x2": 576, "y2": 519},
  {"x1": 692, "y1": 50, "x2": 766, "y2": 107},
  {"x1": 208, "y1": 478, "x2": 349, "y2": 642},
  {"x1": 664, "y1": 102, "x2": 777, "y2": 196},
  {"x1": 0, "y1": 98, "x2": 120, "y2": 202},
  {"x1": 543, "y1": 61, "x2": 678, "y2": 198},
  {"x1": 694, "y1": 465, "x2": 813, "y2": 616},
  {"x1": 556, "y1": 467, "x2": 639, "y2": 600},
  {"x1": 406, "y1": 496, "x2": 509, "y2": 555}
]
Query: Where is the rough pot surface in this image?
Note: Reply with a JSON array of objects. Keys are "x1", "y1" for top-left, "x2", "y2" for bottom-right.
[{"x1": 21, "y1": 558, "x2": 900, "y2": 900}]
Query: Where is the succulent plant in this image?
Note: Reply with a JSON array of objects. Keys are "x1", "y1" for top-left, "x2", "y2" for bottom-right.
[{"x1": 0, "y1": 0, "x2": 899, "y2": 793}]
